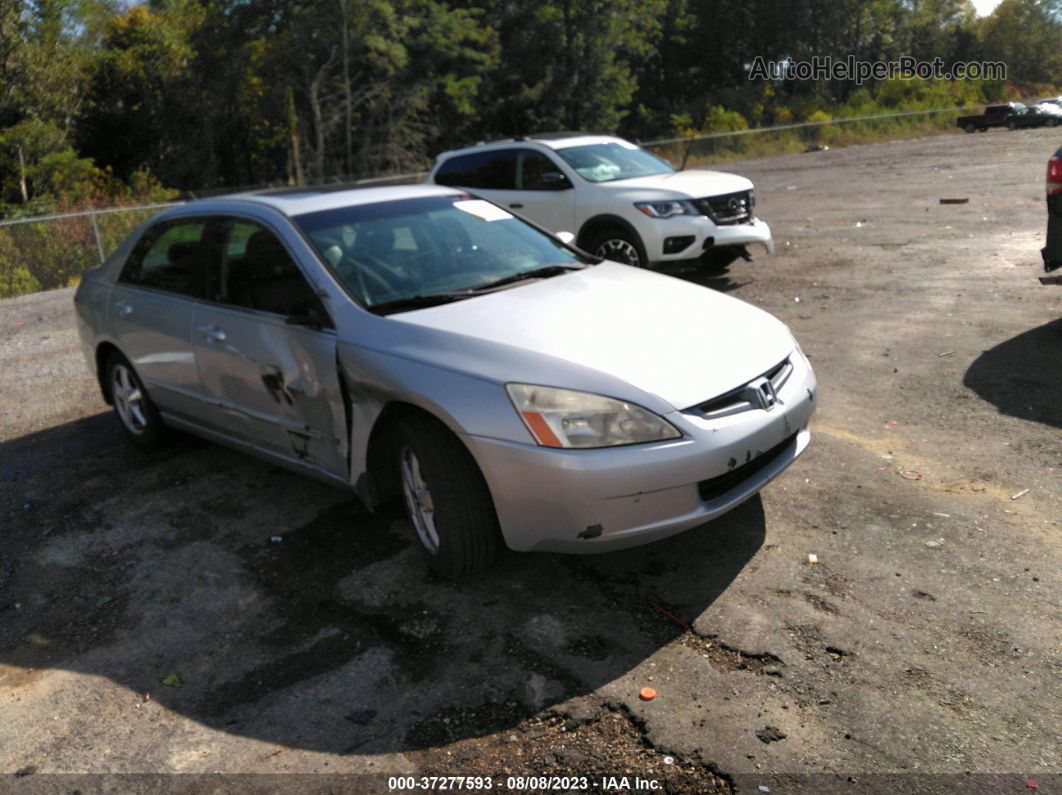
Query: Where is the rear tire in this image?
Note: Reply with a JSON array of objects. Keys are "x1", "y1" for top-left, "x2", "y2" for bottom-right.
[
  {"x1": 396, "y1": 414, "x2": 500, "y2": 577},
  {"x1": 105, "y1": 352, "x2": 166, "y2": 448},
  {"x1": 584, "y1": 226, "x2": 648, "y2": 268},
  {"x1": 1007, "y1": 120, "x2": 1017, "y2": 131}
]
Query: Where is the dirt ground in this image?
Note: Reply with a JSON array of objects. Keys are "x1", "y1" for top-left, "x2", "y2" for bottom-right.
[{"x1": 1, "y1": 128, "x2": 1059, "y2": 795}]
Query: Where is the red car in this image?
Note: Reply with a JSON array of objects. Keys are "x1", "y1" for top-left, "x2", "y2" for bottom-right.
[{"x1": 1043, "y1": 145, "x2": 1062, "y2": 285}]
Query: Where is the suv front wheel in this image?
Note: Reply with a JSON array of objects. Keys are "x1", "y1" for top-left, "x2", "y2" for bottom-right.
[{"x1": 584, "y1": 226, "x2": 647, "y2": 268}]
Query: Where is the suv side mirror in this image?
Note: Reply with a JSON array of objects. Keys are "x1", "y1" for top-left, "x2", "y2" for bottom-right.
[{"x1": 539, "y1": 171, "x2": 571, "y2": 190}]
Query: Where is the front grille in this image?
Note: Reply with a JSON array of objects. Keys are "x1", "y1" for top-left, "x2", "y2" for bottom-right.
[
  {"x1": 697, "y1": 432, "x2": 797, "y2": 502},
  {"x1": 767, "y1": 357, "x2": 793, "y2": 392},
  {"x1": 688, "y1": 357, "x2": 792, "y2": 420},
  {"x1": 693, "y1": 190, "x2": 753, "y2": 225}
]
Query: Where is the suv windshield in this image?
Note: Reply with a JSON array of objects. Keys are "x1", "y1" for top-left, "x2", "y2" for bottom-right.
[
  {"x1": 555, "y1": 142, "x2": 674, "y2": 183},
  {"x1": 294, "y1": 195, "x2": 593, "y2": 312}
]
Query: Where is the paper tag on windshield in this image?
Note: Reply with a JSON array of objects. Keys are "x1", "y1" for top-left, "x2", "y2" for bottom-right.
[{"x1": 454, "y1": 199, "x2": 513, "y2": 222}]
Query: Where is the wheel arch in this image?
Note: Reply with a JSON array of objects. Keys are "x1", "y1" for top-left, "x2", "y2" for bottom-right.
[
  {"x1": 95, "y1": 340, "x2": 123, "y2": 405},
  {"x1": 577, "y1": 214, "x2": 641, "y2": 245},
  {"x1": 576, "y1": 214, "x2": 647, "y2": 256},
  {"x1": 359, "y1": 400, "x2": 482, "y2": 509}
]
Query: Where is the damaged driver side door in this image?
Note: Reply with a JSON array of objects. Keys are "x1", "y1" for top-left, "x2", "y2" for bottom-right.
[{"x1": 190, "y1": 217, "x2": 349, "y2": 480}]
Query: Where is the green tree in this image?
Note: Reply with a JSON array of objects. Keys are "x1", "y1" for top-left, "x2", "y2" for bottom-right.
[
  {"x1": 471, "y1": 0, "x2": 664, "y2": 136},
  {"x1": 77, "y1": 1, "x2": 205, "y2": 184},
  {"x1": 979, "y1": 0, "x2": 1062, "y2": 86}
]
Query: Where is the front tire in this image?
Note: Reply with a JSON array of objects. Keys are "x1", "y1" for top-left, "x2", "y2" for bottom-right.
[
  {"x1": 584, "y1": 226, "x2": 647, "y2": 268},
  {"x1": 396, "y1": 414, "x2": 500, "y2": 577},
  {"x1": 964, "y1": 122, "x2": 976, "y2": 133},
  {"x1": 106, "y1": 352, "x2": 165, "y2": 448}
]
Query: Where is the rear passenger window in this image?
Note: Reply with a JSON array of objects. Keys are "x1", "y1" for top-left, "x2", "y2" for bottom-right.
[
  {"x1": 217, "y1": 220, "x2": 331, "y2": 326},
  {"x1": 120, "y1": 219, "x2": 212, "y2": 298},
  {"x1": 434, "y1": 150, "x2": 518, "y2": 190}
]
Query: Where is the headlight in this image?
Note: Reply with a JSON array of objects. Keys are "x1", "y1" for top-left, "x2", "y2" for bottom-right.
[
  {"x1": 506, "y1": 384, "x2": 681, "y2": 448},
  {"x1": 634, "y1": 200, "x2": 698, "y2": 218}
]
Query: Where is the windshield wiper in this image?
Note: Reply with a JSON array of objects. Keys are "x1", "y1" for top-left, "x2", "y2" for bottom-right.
[
  {"x1": 368, "y1": 292, "x2": 476, "y2": 315},
  {"x1": 472, "y1": 264, "x2": 587, "y2": 291},
  {"x1": 369, "y1": 265, "x2": 588, "y2": 315}
]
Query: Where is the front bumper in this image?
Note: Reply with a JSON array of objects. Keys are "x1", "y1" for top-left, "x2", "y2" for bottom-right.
[
  {"x1": 465, "y1": 349, "x2": 816, "y2": 553},
  {"x1": 649, "y1": 216, "x2": 774, "y2": 263}
]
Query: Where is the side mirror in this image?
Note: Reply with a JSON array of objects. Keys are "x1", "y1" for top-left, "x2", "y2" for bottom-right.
[
  {"x1": 540, "y1": 171, "x2": 571, "y2": 190},
  {"x1": 556, "y1": 231, "x2": 576, "y2": 245}
]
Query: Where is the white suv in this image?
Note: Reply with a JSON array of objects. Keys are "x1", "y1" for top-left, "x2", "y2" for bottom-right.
[{"x1": 428, "y1": 133, "x2": 773, "y2": 269}]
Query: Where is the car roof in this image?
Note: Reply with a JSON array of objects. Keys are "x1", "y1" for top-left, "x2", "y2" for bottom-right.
[
  {"x1": 436, "y1": 133, "x2": 631, "y2": 161},
  {"x1": 172, "y1": 183, "x2": 463, "y2": 218}
]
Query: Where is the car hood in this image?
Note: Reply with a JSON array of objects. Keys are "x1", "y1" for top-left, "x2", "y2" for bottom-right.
[
  {"x1": 389, "y1": 263, "x2": 794, "y2": 411},
  {"x1": 603, "y1": 169, "x2": 753, "y2": 200}
]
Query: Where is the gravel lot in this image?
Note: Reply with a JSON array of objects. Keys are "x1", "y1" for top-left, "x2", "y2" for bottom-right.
[{"x1": 1, "y1": 128, "x2": 1059, "y2": 794}]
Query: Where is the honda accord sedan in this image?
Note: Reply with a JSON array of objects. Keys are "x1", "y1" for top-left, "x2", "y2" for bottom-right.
[{"x1": 74, "y1": 184, "x2": 816, "y2": 576}]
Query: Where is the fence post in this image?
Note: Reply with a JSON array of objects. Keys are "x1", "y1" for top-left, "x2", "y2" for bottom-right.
[
  {"x1": 681, "y1": 138, "x2": 693, "y2": 171},
  {"x1": 89, "y1": 212, "x2": 106, "y2": 264}
]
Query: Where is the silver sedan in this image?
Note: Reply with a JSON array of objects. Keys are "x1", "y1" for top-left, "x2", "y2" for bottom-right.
[{"x1": 74, "y1": 184, "x2": 816, "y2": 576}]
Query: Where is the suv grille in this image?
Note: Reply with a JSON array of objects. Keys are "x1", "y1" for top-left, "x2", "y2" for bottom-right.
[
  {"x1": 693, "y1": 190, "x2": 753, "y2": 225},
  {"x1": 687, "y1": 357, "x2": 793, "y2": 420}
]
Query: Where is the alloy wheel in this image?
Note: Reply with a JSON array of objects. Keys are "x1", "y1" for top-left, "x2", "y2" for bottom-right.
[
  {"x1": 596, "y1": 238, "x2": 641, "y2": 267},
  {"x1": 111, "y1": 363, "x2": 148, "y2": 435},
  {"x1": 400, "y1": 445, "x2": 440, "y2": 554}
]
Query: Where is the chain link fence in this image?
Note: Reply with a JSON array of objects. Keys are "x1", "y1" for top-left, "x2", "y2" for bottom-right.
[
  {"x1": 0, "y1": 106, "x2": 1006, "y2": 299},
  {"x1": 0, "y1": 172, "x2": 433, "y2": 299},
  {"x1": 0, "y1": 203, "x2": 179, "y2": 298},
  {"x1": 638, "y1": 105, "x2": 982, "y2": 167}
]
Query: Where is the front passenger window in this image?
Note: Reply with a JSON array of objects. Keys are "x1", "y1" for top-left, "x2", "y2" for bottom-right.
[
  {"x1": 519, "y1": 151, "x2": 569, "y2": 190},
  {"x1": 218, "y1": 220, "x2": 332, "y2": 326}
]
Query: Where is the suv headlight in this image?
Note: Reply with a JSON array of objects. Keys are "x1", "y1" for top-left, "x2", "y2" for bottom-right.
[
  {"x1": 506, "y1": 384, "x2": 681, "y2": 448},
  {"x1": 634, "y1": 200, "x2": 698, "y2": 218}
]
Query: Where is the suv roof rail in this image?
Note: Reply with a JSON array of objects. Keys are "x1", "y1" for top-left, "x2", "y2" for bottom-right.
[
  {"x1": 449, "y1": 131, "x2": 614, "y2": 151},
  {"x1": 527, "y1": 131, "x2": 608, "y2": 140}
]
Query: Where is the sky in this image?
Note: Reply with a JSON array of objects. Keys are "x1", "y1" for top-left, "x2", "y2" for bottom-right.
[{"x1": 970, "y1": 0, "x2": 1003, "y2": 16}]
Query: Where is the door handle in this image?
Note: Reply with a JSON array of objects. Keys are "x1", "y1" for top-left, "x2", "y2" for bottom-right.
[
  {"x1": 196, "y1": 325, "x2": 226, "y2": 343},
  {"x1": 115, "y1": 302, "x2": 133, "y2": 316},
  {"x1": 509, "y1": 203, "x2": 524, "y2": 209}
]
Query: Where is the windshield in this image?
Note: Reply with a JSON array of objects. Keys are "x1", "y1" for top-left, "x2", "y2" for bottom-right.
[
  {"x1": 555, "y1": 142, "x2": 674, "y2": 183},
  {"x1": 294, "y1": 195, "x2": 592, "y2": 310}
]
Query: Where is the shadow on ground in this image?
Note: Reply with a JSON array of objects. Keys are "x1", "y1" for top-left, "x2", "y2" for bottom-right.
[
  {"x1": 0, "y1": 412, "x2": 764, "y2": 755},
  {"x1": 654, "y1": 261, "x2": 751, "y2": 293},
  {"x1": 963, "y1": 318, "x2": 1062, "y2": 429}
]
